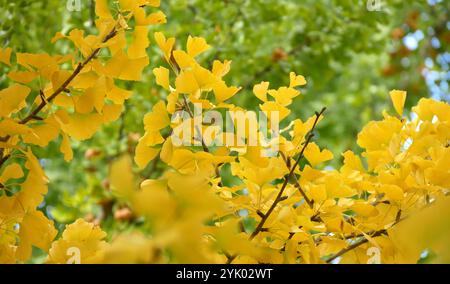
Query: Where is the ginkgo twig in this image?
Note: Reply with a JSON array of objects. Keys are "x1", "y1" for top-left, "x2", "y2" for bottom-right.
[
  {"x1": 325, "y1": 229, "x2": 387, "y2": 263},
  {"x1": 182, "y1": 94, "x2": 210, "y2": 153},
  {"x1": 280, "y1": 152, "x2": 314, "y2": 208},
  {"x1": 293, "y1": 174, "x2": 312, "y2": 206},
  {"x1": 20, "y1": 28, "x2": 118, "y2": 125},
  {"x1": 0, "y1": 26, "x2": 118, "y2": 168},
  {"x1": 326, "y1": 209, "x2": 406, "y2": 263},
  {"x1": 249, "y1": 131, "x2": 315, "y2": 240},
  {"x1": 227, "y1": 107, "x2": 326, "y2": 264},
  {"x1": 250, "y1": 107, "x2": 325, "y2": 239}
]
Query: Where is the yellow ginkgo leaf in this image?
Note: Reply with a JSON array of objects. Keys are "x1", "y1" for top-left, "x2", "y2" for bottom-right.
[
  {"x1": 134, "y1": 139, "x2": 160, "y2": 169},
  {"x1": 16, "y1": 53, "x2": 57, "y2": 76},
  {"x1": 341, "y1": 150, "x2": 365, "y2": 173},
  {"x1": 47, "y1": 219, "x2": 107, "y2": 264},
  {"x1": 0, "y1": 118, "x2": 30, "y2": 136},
  {"x1": 153, "y1": 66, "x2": 170, "y2": 90},
  {"x1": 253, "y1": 81, "x2": 269, "y2": 102},
  {"x1": 268, "y1": 87, "x2": 300, "y2": 106},
  {"x1": 154, "y1": 32, "x2": 175, "y2": 62},
  {"x1": 106, "y1": 86, "x2": 133, "y2": 104},
  {"x1": 143, "y1": 100, "x2": 170, "y2": 131},
  {"x1": 378, "y1": 184, "x2": 404, "y2": 201},
  {"x1": 110, "y1": 155, "x2": 136, "y2": 198},
  {"x1": 192, "y1": 64, "x2": 219, "y2": 90},
  {"x1": 212, "y1": 60, "x2": 231, "y2": 78},
  {"x1": 100, "y1": 233, "x2": 160, "y2": 264},
  {"x1": 160, "y1": 136, "x2": 174, "y2": 163},
  {"x1": 128, "y1": 26, "x2": 149, "y2": 59},
  {"x1": 0, "y1": 163, "x2": 24, "y2": 184},
  {"x1": 7, "y1": 71, "x2": 39, "y2": 84},
  {"x1": 259, "y1": 101, "x2": 291, "y2": 121},
  {"x1": 187, "y1": 36, "x2": 211, "y2": 58},
  {"x1": 146, "y1": 0, "x2": 161, "y2": 7},
  {"x1": 0, "y1": 47, "x2": 12, "y2": 66},
  {"x1": 0, "y1": 84, "x2": 31, "y2": 117},
  {"x1": 304, "y1": 142, "x2": 334, "y2": 167},
  {"x1": 95, "y1": 0, "x2": 112, "y2": 19},
  {"x1": 16, "y1": 210, "x2": 57, "y2": 261},
  {"x1": 412, "y1": 98, "x2": 450, "y2": 122},
  {"x1": 175, "y1": 70, "x2": 200, "y2": 94},
  {"x1": 120, "y1": 57, "x2": 150, "y2": 81},
  {"x1": 50, "y1": 32, "x2": 65, "y2": 43},
  {"x1": 61, "y1": 113, "x2": 103, "y2": 140},
  {"x1": 389, "y1": 197, "x2": 450, "y2": 263},
  {"x1": 168, "y1": 149, "x2": 197, "y2": 175},
  {"x1": 289, "y1": 72, "x2": 307, "y2": 88},
  {"x1": 60, "y1": 133, "x2": 73, "y2": 162},
  {"x1": 167, "y1": 91, "x2": 179, "y2": 114},
  {"x1": 75, "y1": 83, "x2": 106, "y2": 114},
  {"x1": 135, "y1": 10, "x2": 166, "y2": 26},
  {"x1": 213, "y1": 81, "x2": 240, "y2": 103},
  {"x1": 16, "y1": 149, "x2": 49, "y2": 211},
  {"x1": 309, "y1": 184, "x2": 327, "y2": 202},
  {"x1": 143, "y1": 131, "x2": 165, "y2": 146},
  {"x1": 21, "y1": 119, "x2": 60, "y2": 147},
  {"x1": 0, "y1": 244, "x2": 16, "y2": 264},
  {"x1": 104, "y1": 50, "x2": 149, "y2": 81},
  {"x1": 389, "y1": 89, "x2": 407, "y2": 116},
  {"x1": 102, "y1": 104, "x2": 123, "y2": 123},
  {"x1": 172, "y1": 50, "x2": 196, "y2": 70}
]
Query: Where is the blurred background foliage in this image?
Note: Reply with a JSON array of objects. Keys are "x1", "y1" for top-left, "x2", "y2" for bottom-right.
[{"x1": 0, "y1": 0, "x2": 448, "y2": 262}]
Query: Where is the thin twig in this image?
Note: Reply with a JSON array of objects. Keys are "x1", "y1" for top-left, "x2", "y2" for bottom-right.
[
  {"x1": 0, "y1": 26, "x2": 118, "y2": 168},
  {"x1": 251, "y1": 107, "x2": 325, "y2": 239},
  {"x1": 227, "y1": 107, "x2": 326, "y2": 264},
  {"x1": 325, "y1": 229, "x2": 387, "y2": 263}
]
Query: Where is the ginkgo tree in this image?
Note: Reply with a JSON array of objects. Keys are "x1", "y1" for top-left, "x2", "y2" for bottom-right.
[
  {"x1": 1, "y1": 0, "x2": 449, "y2": 264},
  {"x1": 0, "y1": 0, "x2": 165, "y2": 263}
]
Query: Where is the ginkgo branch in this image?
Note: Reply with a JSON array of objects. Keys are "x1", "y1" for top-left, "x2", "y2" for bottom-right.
[
  {"x1": 249, "y1": 130, "x2": 315, "y2": 240},
  {"x1": 181, "y1": 94, "x2": 224, "y2": 187},
  {"x1": 227, "y1": 107, "x2": 326, "y2": 264},
  {"x1": 256, "y1": 107, "x2": 325, "y2": 234},
  {"x1": 326, "y1": 209, "x2": 406, "y2": 263},
  {"x1": 325, "y1": 229, "x2": 387, "y2": 263},
  {"x1": 182, "y1": 95, "x2": 210, "y2": 153},
  {"x1": 280, "y1": 152, "x2": 313, "y2": 208},
  {"x1": 20, "y1": 28, "x2": 118, "y2": 125},
  {"x1": 0, "y1": 26, "x2": 118, "y2": 168}
]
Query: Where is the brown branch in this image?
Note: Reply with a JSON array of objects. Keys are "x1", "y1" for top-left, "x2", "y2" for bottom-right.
[
  {"x1": 280, "y1": 152, "x2": 313, "y2": 208},
  {"x1": 20, "y1": 28, "x2": 118, "y2": 125},
  {"x1": 0, "y1": 154, "x2": 10, "y2": 168},
  {"x1": 325, "y1": 229, "x2": 387, "y2": 263},
  {"x1": 226, "y1": 107, "x2": 326, "y2": 264},
  {"x1": 181, "y1": 95, "x2": 223, "y2": 187},
  {"x1": 0, "y1": 26, "x2": 118, "y2": 168},
  {"x1": 182, "y1": 95, "x2": 210, "y2": 153},
  {"x1": 325, "y1": 210, "x2": 408, "y2": 263},
  {"x1": 250, "y1": 107, "x2": 326, "y2": 240},
  {"x1": 249, "y1": 131, "x2": 315, "y2": 240}
]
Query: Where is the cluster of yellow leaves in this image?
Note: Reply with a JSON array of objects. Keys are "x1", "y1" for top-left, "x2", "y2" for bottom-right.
[
  {"x1": 2, "y1": 1, "x2": 449, "y2": 264},
  {"x1": 48, "y1": 34, "x2": 450, "y2": 264},
  {"x1": 0, "y1": 0, "x2": 165, "y2": 263}
]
